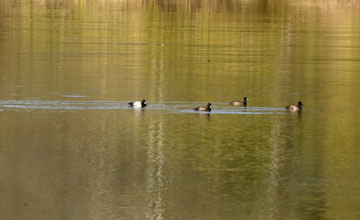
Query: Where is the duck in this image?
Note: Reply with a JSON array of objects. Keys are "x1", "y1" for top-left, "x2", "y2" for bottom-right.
[
  {"x1": 286, "y1": 101, "x2": 303, "y2": 112},
  {"x1": 194, "y1": 103, "x2": 212, "y2": 112},
  {"x1": 230, "y1": 97, "x2": 248, "y2": 106},
  {"x1": 128, "y1": 99, "x2": 147, "y2": 108}
]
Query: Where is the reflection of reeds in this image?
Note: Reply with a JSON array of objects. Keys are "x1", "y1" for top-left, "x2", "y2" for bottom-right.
[
  {"x1": 146, "y1": 117, "x2": 165, "y2": 220},
  {"x1": 145, "y1": 0, "x2": 360, "y2": 11},
  {"x1": 146, "y1": 0, "x2": 360, "y2": 12},
  {"x1": 2, "y1": 0, "x2": 359, "y2": 12}
]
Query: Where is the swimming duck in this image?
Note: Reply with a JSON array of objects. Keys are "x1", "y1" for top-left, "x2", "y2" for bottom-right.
[
  {"x1": 194, "y1": 103, "x2": 212, "y2": 112},
  {"x1": 128, "y1": 99, "x2": 147, "y2": 108},
  {"x1": 230, "y1": 97, "x2": 248, "y2": 106},
  {"x1": 286, "y1": 101, "x2": 303, "y2": 112}
]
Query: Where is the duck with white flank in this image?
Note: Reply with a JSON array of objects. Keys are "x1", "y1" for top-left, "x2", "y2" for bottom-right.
[
  {"x1": 128, "y1": 99, "x2": 147, "y2": 108},
  {"x1": 286, "y1": 101, "x2": 303, "y2": 112},
  {"x1": 194, "y1": 103, "x2": 212, "y2": 112}
]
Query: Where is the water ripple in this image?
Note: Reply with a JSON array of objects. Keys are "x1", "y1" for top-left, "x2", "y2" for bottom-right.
[{"x1": 0, "y1": 100, "x2": 287, "y2": 115}]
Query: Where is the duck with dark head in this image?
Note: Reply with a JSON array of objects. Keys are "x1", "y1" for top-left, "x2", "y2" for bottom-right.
[
  {"x1": 286, "y1": 101, "x2": 303, "y2": 112},
  {"x1": 194, "y1": 103, "x2": 212, "y2": 112},
  {"x1": 128, "y1": 99, "x2": 147, "y2": 108},
  {"x1": 230, "y1": 97, "x2": 248, "y2": 107}
]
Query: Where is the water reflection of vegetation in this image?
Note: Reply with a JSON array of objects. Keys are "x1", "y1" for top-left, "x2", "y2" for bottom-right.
[{"x1": 1, "y1": 0, "x2": 360, "y2": 219}]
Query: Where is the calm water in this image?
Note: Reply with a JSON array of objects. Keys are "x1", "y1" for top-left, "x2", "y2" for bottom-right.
[{"x1": 1, "y1": 0, "x2": 360, "y2": 219}]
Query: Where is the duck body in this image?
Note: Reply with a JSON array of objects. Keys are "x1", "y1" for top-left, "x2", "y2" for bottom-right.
[
  {"x1": 286, "y1": 101, "x2": 303, "y2": 112},
  {"x1": 194, "y1": 103, "x2": 212, "y2": 112},
  {"x1": 230, "y1": 97, "x2": 248, "y2": 107},
  {"x1": 128, "y1": 99, "x2": 147, "y2": 108}
]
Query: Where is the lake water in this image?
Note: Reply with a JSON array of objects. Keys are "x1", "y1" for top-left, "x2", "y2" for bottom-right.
[{"x1": 1, "y1": 0, "x2": 360, "y2": 219}]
